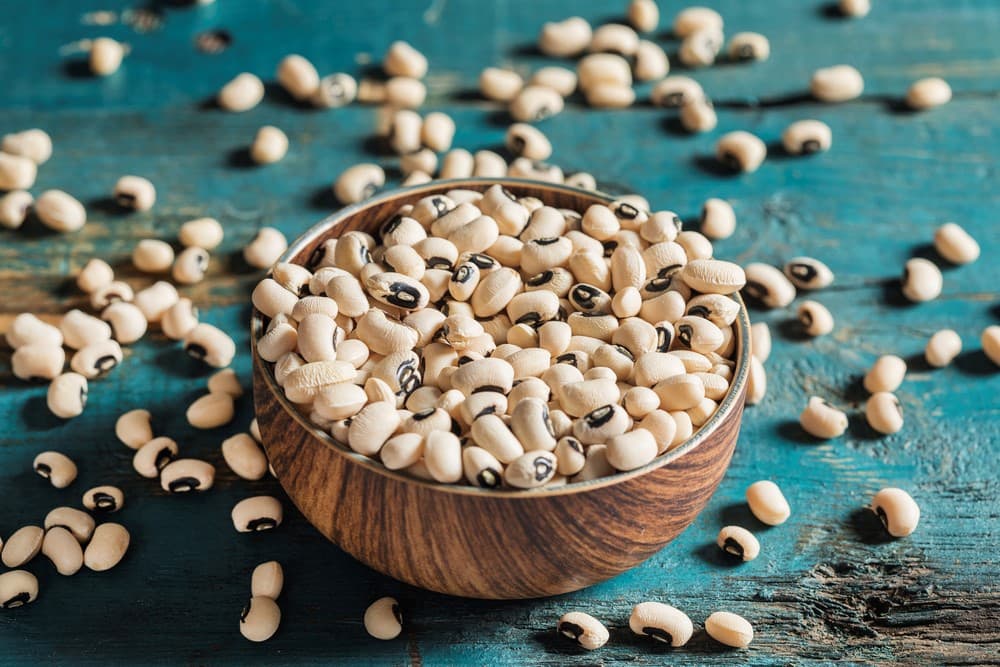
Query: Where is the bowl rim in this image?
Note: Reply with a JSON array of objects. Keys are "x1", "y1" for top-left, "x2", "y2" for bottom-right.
[{"x1": 251, "y1": 177, "x2": 751, "y2": 499}]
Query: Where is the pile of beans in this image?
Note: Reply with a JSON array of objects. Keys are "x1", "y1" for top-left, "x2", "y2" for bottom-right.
[
  {"x1": 254, "y1": 183, "x2": 755, "y2": 488},
  {"x1": 3, "y1": 0, "x2": 998, "y2": 655}
]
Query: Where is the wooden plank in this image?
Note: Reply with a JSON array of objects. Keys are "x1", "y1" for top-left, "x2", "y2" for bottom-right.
[{"x1": 1, "y1": 0, "x2": 998, "y2": 664}]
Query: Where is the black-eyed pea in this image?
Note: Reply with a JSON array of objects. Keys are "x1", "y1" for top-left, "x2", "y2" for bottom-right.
[
  {"x1": 333, "y1": 163, "x2": 385, "y2": 205},
  {"x1": 448, "y1": 261, "x2": 480, "y2": 302},
  {"x1": 83, "y1": 485, "x2": 124, "y2": 513},
  {"x1": 679, "y1": 97, "x2": 718, "y2": 132},
  {"x1": 839, "y1": 0, "x2": 870, "y2": 16},
  {"x1": 251, "y1": 561, "x2": 284, "y2": 600},
  {"x1": 347, "y1": 401, "x2": 401, "y2": 456},
  {"x1": 553, "y1": 437, "x2": 586, "y2": 476},
  {"x1": 83, "y1": 523, "x2": 129, "y2": 572},
  {"x1": 133, "y1": 436, "x2": 178, "y2": 478},
  {"x1": 686, "y1": 397, "x2": 717, "y2": 426},
  {"x1": 460, "y1": 392, "x2": 508, "y2": 425},
  {"x1": 549, "y1": 408, "x2": 573, "y2": 439},
  {"x1": 171, "y1": 246, "x2": 210, "y2": 285},
  {"x1": 906, "y1": 77, "x2": 951, "y2": 110},
  {"x1": 93, "y1": 281, "x2": 137, "y2": 313},
  {"x1": 717, "y1": 525, "x2": 760, "y2": 561},
  {"x1": 240, "y1": 595, "x2": 281, "y2": 642},
  {"x1": 12, "y1": 344, "x2": 66, "y2": 381},
  {"x1": 0, "y1": 570, "x2": 38, "y2": 608},
  {"x1": 295, "y1": 313, "x2": 342, "y2": 361},
  {"x1": 33, "y1": 450, "x2": 77, "y2": 488},
  {"x1": 69, "y1": 339, "x2": 122, "y2": 378},
  {"x1": 799, "y1": 396, "x2": 848, "y2": 439},
  {"x1": 479, "y1": 67, "x2": 523, "y2": 102},
  {"x1": 404, "y1": 386, "x2": 442, "y2": 413},
  {"x1": 74, "y1": 259, "x2": 113, "y2": 294},
  {"x1": 291, "y1": 296, "x2": 339, "y2": 323},
  {"x1": 160, "y1": 297, "x2": 198, "y2": 340},
  {"x1": 933, "y1": 223, "x2": 979, "y2": 265},
  {"x1": 746, "y1": 480, "x2": 791, "y2": 525},
  {"x1": 326, "y1": 274, "x2": 368, "y2": 318},
  {"x1": 784, "y1": 256, "x2": 834, "y2": 289},
  {"x1": 471, "y1": 267, "x2": 523, "y2": 317},
  {"x1": 313, "y1": 382, "x2": 367, "y2": 421},
  {"x1": 422, "y1": 431, "x2": 463, "y2": 484},
  {"x1": 113, "y1": 175, "x2": 156, "y2": 212},
  {"x1": 509, "y1": 85, "x2": 565, "y2": 121},
  {"x1": 102, "y1": 301, "x2": 148, "y2": 344},
  {"x1": 35, "y1": 189, "x2": 86, "y2": 232},
  {"x1": 538, "y1": 321, "x2": 573, "y2": 357},
  {"x1": 222, "y1": 433, "x2": 268, "y2": 481},
  {"x1": 0, "y1": 190, "x2": 32, "y2": 229},
  {"x1": 3, "y1": 128, "x2": 51, "y2": 165},
  {"x1": 691, "y1": 371, "x2": 728, "y2": 401},
  {"x1": 650, "y1": 76, "x2": 703, "y2": 109},
  {"x1": 672, "y1": 316, "x2": 723, "y2": 354},
  {"x1": 680, "y1": 259, "x2": 746, "y2": 294},
  {"x1": 507, "y1": 323, "x2": 538, "y2": 348},
  {"x1": 311, "y1": 72, "x2": 357, "y2": 108},
  {"x1": 1, "y1": 526, "x2": 44, "y2": 568},
  {"x1": 365, "y1": 376, "x2": 397, "y2": 407},
  {"x1": 637, "y1": 410, "x2": 677, "y2": 454},
  {"x1": 698, "y1": 198, "x2": 735, "y2": 240},
  {"x1": 470, "y1": 414, "x2": 524, "y2": 464},
  {"x1": 559, "y1": 379, "x2": 620, "y2": 417},
  {"x1": 870, "y1": 488, "x2": 919, "y2": 537},
  {"x1": 244, "y1": 227, "x2": 288, "y2": 270},
  {"x1": 160, "y1": 458, "x2": 215, "y2": 493},
  {"x1": 184, "y1": 323, "x2": 236, "y2": 368},
  {"x1": 634, "y1": 40, "x2": 669, "y2": 81},
  {"x1": 217, "y1": 72, "x2": 264, "y2": 111},
  {"x1": 383, "y1": 76, "x2": 425, "y2": 108},
  {"x1": 584, "y1": 83, "x2": 636, "y2": 109},
  {"x1": 573, "y1": 404, "x2": 631, "y2": 444},
  {"x1": 275, "y1": 54, "x2": 319, "y2": 101},
  {"x1": 115, "y1": 408, "x2": 154, "y2": 450},
  {"x1": 865, "y1": 392, "x2": 903, "y2": 435},
  {"x1": 379, "y1": 433, "x2": 423, "y2": 471},
  {"x1": 510, "y1": 397, "x2": 557, "y2": 451},
  {"x1": 716, "y1": 131, "x2": 767, "y2": 173},
  {"x1": 45, "y1": 374, "x2": 87, "y2": 419},
  {"x1": 257, "y1": 322, "x2": 298, "y2": 363},
  {"x1": 705, "y1": 611, "x2": 754, "y2": 648},
  {"x1": 742, "y1": 262, "x2": 796, "y2": 308},
  {"x1": 521, "y1": 206, "x2": 568, "y2": 241},
  {"x1": 133, "y1": 281, "x2": 180, "y2": 324},
  {"x1": 728, "y1": 32, "x2": 770, "y2": 61},
  {"x1": 232, "y1": 495, "x2": 283, "y2": 533},
  {"x1": 782, "y1": 120, "x2": 833, "y2": 156},
  {"x1": 746, "y1": 356, "x2": 767, "y2": 405},
  {"x1": 187, "y1": 392, "x2": 235, "y2": 429},
  {"x1": 538, "y1": 16, "x2": 592, "y2": 56},
  {"x1": 504, "y1": 450, "x2": 557, "y2": 488},
  {"x1": 179, "y1": 217, "x2": 224, "y2": 250},
  {"x1": 864, "y1": 354, "x2": 906, "y2": 393},
  {"x1": 61, "y1": 309, "x2": 112, "y2": 350},
  {"x1": 653, "y1": 373, "x2": 706, "y2": 411},
  {"x1": 811, "y1": 65, "x2": 864, "y2": 102},
  {"x1": 7, "y1": 313, "x2": 62, "y2": 349},
  {"x1": 577, "y1": 53, "x2": 632, "y2": 90},
  {"x1": 0, "y1": 152, "x2": 37, "y2": 191},
  {"x1": 668, "y1": 410, "x2": 693, "y2": 447},
  {"x1": 568, "y1": 283, "x2": 612, "y2": 315},
  {"x1": 797, "y1": 300, "x2": 834, "y2": 336},
  {"x1": 605, "y1": 428, "x2": 658, "y2": 471},
  {"x1": 925, "y1": 329, "x2": 961, "y2": 367},
  {"x1": 900, "y1": 257, "x2": 943, "y2": 303},
  {"x1": 505, "y1": 123, "x2": 552, "y2": 161},
  {"x1": 610, "y1": 246, "x2": 646, "y2": 293},
  {"x1": 583, "y1": 367, "x2": 618, "y2": 384},
  {"x1": 982, "y1": 326, "x2": 1000, "y2": 366},
  {"x1": 589, "y1": 22, "x2": 639, "y2": 56},
  {"x1": 530, "y1": 67, "x2": 578, "y2": 99},
  {"x1": 678, "y1": 27, "x2": 724, "y2": 67},
  {"x1": 364, "y1": 596, "x2": 402, "y2": 640},
  {"x1": 557, "y1": 611, "x2": 609, "y2": 650},
  {"x1": 581, "y1": 204, "x2": 620, "y2": 241},
  {"x1": 567, "y1": 313, "x2": 618, "y2": 342},
  {"x1": 749, "y1": 322, "x2": 771, "y2": 364},
  {"x1": 629, "y1": 601, "x2": 693, "y2": 646}
]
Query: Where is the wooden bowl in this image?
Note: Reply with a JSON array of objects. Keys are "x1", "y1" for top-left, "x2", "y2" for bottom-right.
[{"x1": 252, "y1": 178, "x2": 750, "y2": 600}]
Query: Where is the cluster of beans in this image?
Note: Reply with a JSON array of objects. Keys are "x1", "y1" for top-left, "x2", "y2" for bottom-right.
[
  {"x1": 240, "y1": 561, "x2": 284, "y2": 642},
  {"x1": 0, "y1": 451, "x2": 129, "y2": 609},
  {"x1": 254, "y1": 183, "x2": 755, "y2": 488},
  {"x1": 793, "y1": 220, "x2": 987, "y2": 440},
  {"x1": 555, "y1": 478, "x2": 918, "y2": 652},
  {"x1": 115, "y1": 398, "x2": 284, "y2": 531}
]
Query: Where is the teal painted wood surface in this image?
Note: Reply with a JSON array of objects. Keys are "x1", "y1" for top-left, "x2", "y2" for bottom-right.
[{"x1": 1, "y1": 0, "x2": 998, "y2": 664}]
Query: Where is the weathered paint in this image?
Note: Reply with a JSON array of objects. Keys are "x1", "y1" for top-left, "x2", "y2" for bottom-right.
[{"x1": 0, "y1": 0, "x2": 997, "y2": 664}]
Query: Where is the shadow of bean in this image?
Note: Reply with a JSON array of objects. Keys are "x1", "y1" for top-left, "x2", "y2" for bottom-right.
[
  {"x1": 21, "y1": 393, "x2": 66, "y2": 430},
  {"x1": 848, "y1": 507, "x2": 895, "y2": 545}
]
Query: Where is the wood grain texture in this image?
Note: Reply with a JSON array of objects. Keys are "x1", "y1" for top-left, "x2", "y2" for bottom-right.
[
  {"x1": 251, "y1": 179, "x2": 750, "y2": 598},
  {"x1": 1, "y1": 0, "x2": 998, "y2": 664}
]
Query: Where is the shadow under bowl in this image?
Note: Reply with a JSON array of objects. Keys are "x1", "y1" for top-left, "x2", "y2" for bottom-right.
[{"x1": 251, "y1": 178, "x2": 750, "y2": 599}]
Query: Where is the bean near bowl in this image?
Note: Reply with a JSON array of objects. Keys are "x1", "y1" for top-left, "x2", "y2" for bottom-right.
[{"x1": 251, "y1": 178, "x2": 750, "y2": 599}]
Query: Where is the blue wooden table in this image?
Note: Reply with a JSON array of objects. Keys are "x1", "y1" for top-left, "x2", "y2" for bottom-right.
[{"x1": 1, "y1": 1, "x2": 998, "y2": 664}]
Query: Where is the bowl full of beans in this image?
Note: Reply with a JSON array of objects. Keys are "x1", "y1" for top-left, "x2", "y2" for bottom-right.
[{"x1": 250, "y1": 178, "x2": 751, "y2": 599}]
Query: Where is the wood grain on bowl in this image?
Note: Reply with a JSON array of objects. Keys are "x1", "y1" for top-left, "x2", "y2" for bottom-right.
[{"x1": 251, "y1": 179, "x2": 750, "y2": 599}]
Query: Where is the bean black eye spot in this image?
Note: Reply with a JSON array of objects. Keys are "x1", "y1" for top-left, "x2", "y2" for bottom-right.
[
  {"x1": 248, "y1": 517, "x2": 278, "y2": 532},
  {"x1": 35, "y1": 463, "x2": 52, "y2": 478},
  {"x1": 585, "y1": 405, "x2": 614, "y2": 427},
  {"x1": 194, "y1": 29, "x2": 232, "y2": 55},
  {"x1": 526, "y1": 270, "x2": 552, "y2": 287},
  {"x1": 558, "y1": 621, "x2": 584, "y2": 640},
  {"x1": 186, "y1": 343, "x2": 207, "y2": 360},
  {"x1": 476, "y1": 468, "x2": 502, "y2": 488},
  {"x1": 643, "y1": 627, "x2": 673, "y2": 643},
  {"x1": 678, "y1": 325, "x2": 693, "y2": 347}
]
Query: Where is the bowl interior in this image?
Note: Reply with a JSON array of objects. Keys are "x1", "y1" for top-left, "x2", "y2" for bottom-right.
[{"x1": 251, "y1": 177, "x2": 751, "y2": 498}]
